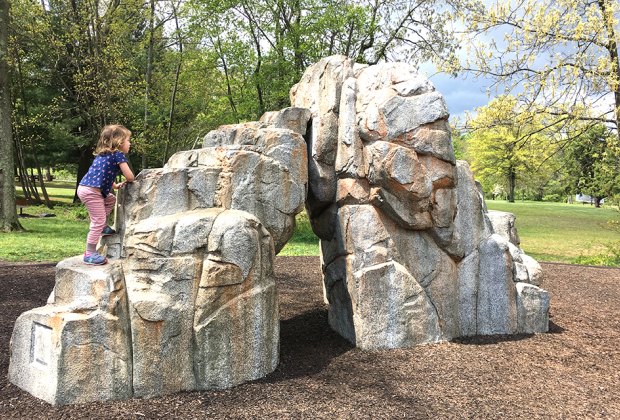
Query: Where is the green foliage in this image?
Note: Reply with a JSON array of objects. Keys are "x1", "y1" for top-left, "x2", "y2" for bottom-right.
[
  {"x1": 454, "y1": 0, "x2": 620, "y2": 138},
  {"x1": 464, "y1": 95, "x2": 561, "y2": 202},
  {"x1": 542, "y1": 193, "x2": 564, "y2": 203},
  {"x1": 9, "y1": 0, "x2": 149, "y2": 182},
  {"x1": 184, "y1": 0, "x2": 476, "y2": 126},
  {"x1": 560, "y1": 124, "x2": 620, "y2": 204},
  {"x1": 573, "y1": 242, "x2": 620, "y2": 267},
  {"x1": 279, "y1": 212, "x2": 320, "y2": 256},
  {"x1": 451, "y1": 127, "x2": 467, "y2": 160},
  {"x1": 51, "y1": 165, "x2": 78, "y2": 181}
]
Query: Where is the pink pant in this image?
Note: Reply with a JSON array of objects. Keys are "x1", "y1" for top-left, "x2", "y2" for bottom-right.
[{"x1": 77, "y1": 185, "x2": 116, "y2": 245}]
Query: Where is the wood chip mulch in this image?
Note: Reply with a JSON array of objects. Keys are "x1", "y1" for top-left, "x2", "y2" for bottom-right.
[{"x1": 1, "y1": 257, "x2": 619, "y2": 419}]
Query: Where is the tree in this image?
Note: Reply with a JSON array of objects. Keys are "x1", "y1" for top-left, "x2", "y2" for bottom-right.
[
  {"x1": 561, "y1": 124, "x2": 620, "y2": 207},
  {"x1": 9, "y1": 0, "x2": 152, "y2": 187},
  {"x1": 465, "y1": 96, "x2": 560, "y2": 202},
  {"x1": 0, "y1": 0, "x2": 21, "y2": 231},
  {"x1": 453, "y1": 0, "x2": 620, "y2": 138},
  {"x1": 185, "y1": 0, "x2": 478, "y2": 119}
]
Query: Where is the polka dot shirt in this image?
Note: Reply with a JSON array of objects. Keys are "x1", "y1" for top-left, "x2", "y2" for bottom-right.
[{"x1": 79, "y1": 151, "x2": 128, "y2": 197}]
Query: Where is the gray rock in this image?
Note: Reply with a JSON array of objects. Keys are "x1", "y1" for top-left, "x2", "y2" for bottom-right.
[
  {"x1": 291, "y1": 57, "x2": 549, "y2": 348},
  {"x1": 516, "y1": 282, "x2": 550, "y2": 333},
  {"x1": 350, "y1": 261, "x2": 441, "y2": 349},
  {"x1": 488, "y1": 210, "x2": 521, "y2": 246},
  {"x1": 118, "y1": 125, "x2": 308, "y2": 255},
  {"x1": 438, "y1": 161, "x2": 493, "y2": 259},
  {"x1": 457, "y1": 250, "x2": 480, "y2": 336},
  {"x1": 335, "y1": 77, "x2": 366, "y2": 178},
  {"x1": 476, "y1": 234, "x2": 518, "y2": 335},
  {"x1": 10, "y1": 208, "x2": 279, "y2": 405},
  {"x1": 259, "y1": 107, "x2": 312, "y2": 136},
  {"x1": 123, "y1": 209, "x2": 278, "y2": 396},
  {"x1": 8, "y1": 259, "x2": 132, "y2": 405},
  {"x1": 291, "y1": 56, "x2": 353, "y2": 217},
  {"x1": 521, "y1": 253, "x2": 543, "y2": 287}
]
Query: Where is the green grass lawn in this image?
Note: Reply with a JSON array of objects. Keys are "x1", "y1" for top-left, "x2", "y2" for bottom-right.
[
  {"x1": 3, "y1": 184, "x2": 619, "y2": 266},
  {"x1": 16, "y1": 180, "x2": 76, "y2": 205},
  {"x1": 0, "y1": 204, "x2": 89, "y2": 262},
  {"x1": 279, "y1": 212, "x2": 320, "y2": 256},
  {"x1": 0, "y1": 181, "x2": 87, "y2": 262},
  {"x1": 486, "y1": 200, "x2": 620, "y2": 265}
]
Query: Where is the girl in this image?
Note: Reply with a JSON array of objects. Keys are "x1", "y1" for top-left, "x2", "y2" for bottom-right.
[{"x1": 77, "y1": 124, "x2": 135, "y2": 265}]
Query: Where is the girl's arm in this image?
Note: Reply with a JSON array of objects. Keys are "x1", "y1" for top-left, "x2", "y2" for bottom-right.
[
  {"x1": 114, "y1": 162, "x2": 135, "y2": 189},
  {"x1": 119, "y1": 162, "x2": 135, "y2": 182}
]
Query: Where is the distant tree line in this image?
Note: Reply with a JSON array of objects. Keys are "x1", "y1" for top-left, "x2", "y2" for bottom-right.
[{"x1": 455, "y1": 96, "x2": 620, "y2": 207}]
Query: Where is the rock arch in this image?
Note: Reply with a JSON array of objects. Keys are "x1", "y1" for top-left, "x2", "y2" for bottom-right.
[{"x1": 9, "y1": 56, "x2": 549, "y2": 404}]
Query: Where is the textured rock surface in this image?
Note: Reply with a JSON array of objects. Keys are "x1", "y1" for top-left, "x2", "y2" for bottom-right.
[
  {"x1": 488, "y1": 210, "x2": 521, "y2": 246},
  {"x1": 123, "y1": 209, "x2": 278, "y2": 396},
  {"x1": 9, "y1": 208, "x2": 279, "y2": 404},
  {"x1": 8, "y1": 258, "x2": 132, "y2": 405},
  {"x1": 115, "y1": 121, "x2": 308, "y2": 255},
  {"x1": 291, "y1": 56, "x2": 549, "y2": 349}
]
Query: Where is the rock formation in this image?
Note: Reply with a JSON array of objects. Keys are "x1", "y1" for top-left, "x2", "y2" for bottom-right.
[
  {"x1": 9, "y1": 119, "x2": 308, "y2": 405},
  {"x1": 290, "y1": 56, "x2": 549, "y2": 349},
  {"x1": 9, "y1": 55, "x2": 549, "y2": 405}
]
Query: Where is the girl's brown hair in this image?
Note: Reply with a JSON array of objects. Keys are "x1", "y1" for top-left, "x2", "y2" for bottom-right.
[{"x1": 94, "y1": 125, "x2": 131, "y2": 155}]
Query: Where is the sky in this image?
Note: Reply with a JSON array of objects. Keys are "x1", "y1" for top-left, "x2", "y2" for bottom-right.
[{"x1": 425, "y1": 70, "x2": 492, "y2": 124}]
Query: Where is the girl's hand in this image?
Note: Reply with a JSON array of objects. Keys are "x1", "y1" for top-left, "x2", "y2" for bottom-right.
[{"x1": 113, "y1": 181, "x2": 126, "y2": 190}]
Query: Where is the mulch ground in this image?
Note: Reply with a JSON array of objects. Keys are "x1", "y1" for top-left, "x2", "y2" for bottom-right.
[{"x1": 1, "y1": 257, "x2": 619, "y2": 419}]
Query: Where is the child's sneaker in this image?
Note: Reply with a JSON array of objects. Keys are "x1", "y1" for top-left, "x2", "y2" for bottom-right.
[
  {"x1": 84, "y1": 252, "x2": 107, "y2": 265},
  {"x1": 101, "y1": 226, "x2": 117, "y2": 236}
]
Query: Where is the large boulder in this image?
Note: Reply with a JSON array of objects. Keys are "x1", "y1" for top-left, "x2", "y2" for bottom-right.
[
  {"x1": 9, "y1": 209, "x2": 279, "y2": 404},
  {"x1": 8, "y1": 258, "x2": 132, "y2": 405},
  {"x1": 111, "y1": 120, "x2": 308, "y2": 256},
  {"x1": 123, "y1": 209, "x2": 278, "y2": 396},
  {"x1": 291, "y1": 56, "x2": 549, "y2": 349}
]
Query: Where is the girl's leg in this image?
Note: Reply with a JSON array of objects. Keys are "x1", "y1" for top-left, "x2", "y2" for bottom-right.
[
  {"x1": 103, "y1": 193, "x2": 116, "y2": 230},
  {"x1": 77, "y1": 186, "x2": 107, "y2": 252},
  {"x1": 104, "y1": 193, "x2": 116, "y2": 217}
]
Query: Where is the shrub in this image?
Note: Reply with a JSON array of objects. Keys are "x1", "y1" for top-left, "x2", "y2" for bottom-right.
[
  {"x1": 64, "y1": 204, "x2": 89, "y2": 220},
  {"x1": 572, "y1": 242, "x2": 620, "y2": 267},
  {"x1": 542, "y1": 194, "x2": 563, "y2": 202}
]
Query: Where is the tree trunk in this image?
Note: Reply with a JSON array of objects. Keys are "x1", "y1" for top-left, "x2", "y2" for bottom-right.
[
  {"x1": 74, "y1": 146, "x2": 92, "y2": 203},
  {"x1": 163, "y1": 2, "x2": 183, "y2": 166},
  {"x1": 34, "y1": 163, "x2": 52, "y2": 208},
  {"x1": 594, "y1": 197, "x2": 603, "y2": 208},
  {"x1": 13, "y1": 133, "x2": 36, "y2": 201},
  {"x1": 142, "y1": 0, "x2": 155, "y2": 170},
  {"x1": 291, "y1": 0, "x2": 303, "y2": 77},
  {"x1": 598, "y1": 0, "x2": 620, "y2": 138},
  {"x1": 216, "y1": 37, "x2": 239, "y2": 123},
  {"x1": 508, "y1": 166, "x2": 516, "y2": 203},
  {"x1": 0, "y1": 0, "x2": 21, "y2": 231}
]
